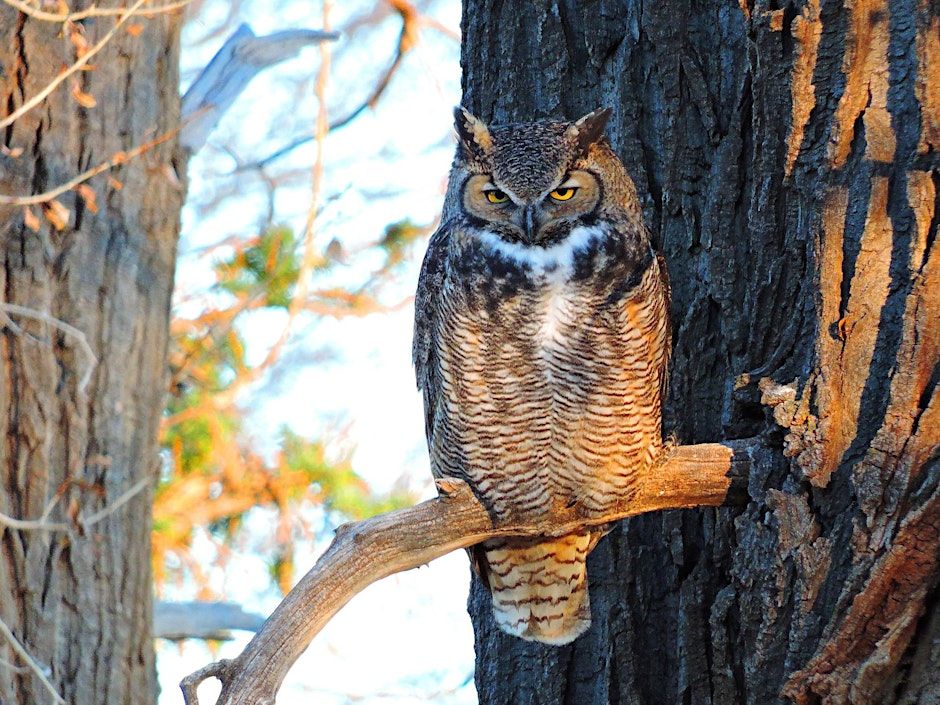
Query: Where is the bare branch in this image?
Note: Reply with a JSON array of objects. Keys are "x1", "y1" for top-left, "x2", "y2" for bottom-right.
[
  {"x1": 0, "y1": 655, "x2": 31, "y2": 674},
  {"x1": 417, "y1": 12, "x2": 460, "y2": 41},
  {"x1": 0, "y1": 510, "x2": 68, "y2": 532},
  {"x1": 0, "y1": 22, "x2": 338, "y2": 206},
  {"x1": 180, "y1": 439, "x2": 755, "y2": 705},
  {"x1": 180, "y1": 23, "x2": 339, "y2": 152},
  {"x1": 210, "y1": 10, "x2": 336, "y2": 396},
  {"x1": 0, "y1": 0, "x2": 149, "y2": 130},
  {"x1": 154, "y1": 601, "x2": 266, "y2": 641},
  {"x1": 239, "y1": 0, "x2": 421, "y2": 172},
  {"x1": 0, "y1": 616, "x2": 66, "y2": 705},
  {"x1": 0, "y1": 126, "x2": 180, "y2": 207},
  {"x1": 0, "y1": 302, "x2": 97, "y2": 391},
  {"x1": 81, "y1": 476, "x2": 150, "y2": 527},
  {"x1": 0, "y1": 476, "x2": 149, "y2": 533},
  {"x1": 1, "y1": 0, "x2": 192, "y2": 22}
]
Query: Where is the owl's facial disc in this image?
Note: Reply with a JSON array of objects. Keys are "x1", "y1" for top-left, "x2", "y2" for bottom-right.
[
  {"x1": 463, "y1": 170, "x2": 601, "y2": 245},
  {"x1": 523, "y1": 170, "x2": 601, "y2": 244}
]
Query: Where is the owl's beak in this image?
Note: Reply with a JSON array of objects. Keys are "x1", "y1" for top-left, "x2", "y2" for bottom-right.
[{"x1": 522, "y1": 205, "x2": 539, "y2": 241}]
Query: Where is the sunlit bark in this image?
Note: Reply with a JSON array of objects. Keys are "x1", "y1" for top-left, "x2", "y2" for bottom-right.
[{"x1": 460, "y1": 1, "x2": 938, "y2": 704}]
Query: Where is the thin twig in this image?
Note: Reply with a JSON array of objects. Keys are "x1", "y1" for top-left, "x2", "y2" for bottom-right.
[
  {"x1": 0, "y1": 0, "x2": 149, "y2": 130},
  {"x1": 240, "y1": 44, "x2": 402, "y2": 172},
  {"x1": 1, "y1": 0, "x2": 192, "y2": 22},
  {"x1": 0, "y1": 616, "x2": 66, "y2": 705},
  {"x1": 239, "y1": 0, "x2": 418, "y2": 172},
  {"x1": 0, "y1": 126, "x2": 180, "y2": 206},
  {"x1": 0, "y1": 510, "x2": 68, "y2": 532},
  {"x1": 417, "y1": 13, "x2": 460, "y2": 41},
  {"x1": 0, "y1": 302, "x2": 98, "y2": 391},
  {"x1": 80, "y1": 476, "x2": 150, "y2": 527},
  {"x1": 39, "y1": 489, "x2": 64, "y2": 525},
  {"x1": 0, "y1": 477, "x2": 149, "y2": 532},
  {"x1": 223, "y1": 3, "x2": 333, "y2": 390},
  {"x1": 0, "y1": 654, "x2": 32, "y2": 674}
]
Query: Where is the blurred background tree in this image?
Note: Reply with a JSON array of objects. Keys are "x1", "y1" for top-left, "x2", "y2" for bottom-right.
[
  {"x1": 153, "y1": 5, "x2": 473, "y2": 703},
  {"x1": 2, "y1": 1, "x2": 470, "y2": 704},
  {"x1": 156, "y1": 221, "x2": 417, "y2": 596}
]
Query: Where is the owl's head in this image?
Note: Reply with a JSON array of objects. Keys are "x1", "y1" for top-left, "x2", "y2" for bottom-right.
[{"x1": 451, "y1": 107, "x2": 640, "y2": 245}]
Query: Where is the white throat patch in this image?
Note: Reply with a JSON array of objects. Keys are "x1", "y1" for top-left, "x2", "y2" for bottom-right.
[{"x1": 472, "y1": 225, "x2": 608, "y2": 280}]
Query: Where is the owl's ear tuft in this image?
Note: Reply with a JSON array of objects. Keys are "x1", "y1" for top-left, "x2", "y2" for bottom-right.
[
  {"x1": 567, "y1": 107, "x2": 612, "y2": 155},
  {"x1": 454, "y1": 106, "x2": 493, "y2": 160}
]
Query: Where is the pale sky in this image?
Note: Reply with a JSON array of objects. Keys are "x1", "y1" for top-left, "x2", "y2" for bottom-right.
[{"x1": 157, "y1": 2, "x2": 477, "y2": 703}]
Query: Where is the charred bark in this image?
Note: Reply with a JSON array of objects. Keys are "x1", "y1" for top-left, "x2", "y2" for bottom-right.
[
  {"x1": 460, "y1": 1, "x2": 939, "y2": 704},
  {"x1": 0, "y1": 6, "x2": 183, "y2": 705}
]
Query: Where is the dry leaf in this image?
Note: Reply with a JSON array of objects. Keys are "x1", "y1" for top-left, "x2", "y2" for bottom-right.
[
  {"x1": 1, "y1": 145, "x2": 24, "y2": 158},
  {"x1": 70, "y1": 78, "x2": 97, "y2": 108},
  {"x1": 43, "y1": 199, "x2": 70, "y2": 231},
  {"x1": 67, "y1": 21, "x2": 91, "y2": 58},
  {"x1": 126, "y1": 23, "x2": 145, "y2": 37},
  {"x1": 76, "y1": 184, "x2": 99, "y2": 214},
  {"x1": 107, "y1": 176, "x2": 124, "y2": 190},
  {"x1": 23, "y1": 206, "x2": 41, "y2": 233}
]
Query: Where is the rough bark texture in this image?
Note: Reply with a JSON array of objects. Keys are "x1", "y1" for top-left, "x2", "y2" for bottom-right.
[
  {"x1": 460, "y1": 1, "x2": 939, "y2": 704},
  {"x1": 0, "y1": 7, "x2": 183, "y2": 705}
]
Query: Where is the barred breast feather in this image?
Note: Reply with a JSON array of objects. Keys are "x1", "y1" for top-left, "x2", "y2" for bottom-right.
[{"x1": 413, "y1": 218, "x2": 671, "y2": 645}]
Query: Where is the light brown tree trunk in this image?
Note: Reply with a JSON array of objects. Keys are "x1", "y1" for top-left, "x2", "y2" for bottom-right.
[
  {"x1": 0, "y1": 6, "x2": 183, "y2": 704},
  {"x1": 460, "y1": 1, "x2": 939, "y2": 704}
]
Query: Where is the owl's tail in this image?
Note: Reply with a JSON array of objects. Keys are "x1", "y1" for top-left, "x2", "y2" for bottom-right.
[{"x1": 479, "y1": 532, "x2": 597, "y2": 645}]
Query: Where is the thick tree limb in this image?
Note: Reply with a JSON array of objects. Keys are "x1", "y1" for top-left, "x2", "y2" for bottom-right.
[
  {"x1": 154, "y1": 602, "x2": 266, "y2": 641},
  {"x1": 180, "y1": 439, "x2": 755, "y2": 705},
  {"x1": 180, "y1": 24, "x2": 339, "y2": 152}
]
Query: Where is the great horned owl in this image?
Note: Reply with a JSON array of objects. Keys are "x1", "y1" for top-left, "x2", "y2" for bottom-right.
[{"x1": 413, "y1": 107, "x2": 671, "y2": 645}]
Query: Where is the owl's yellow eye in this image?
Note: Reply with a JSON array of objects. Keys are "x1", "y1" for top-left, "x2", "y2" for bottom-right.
[
  {"x1": 549, "y1": 187, "x2": 577, "y2": 201},
  {"x1": 485, "y1": 189, "x2": 509, "y2": 204}
]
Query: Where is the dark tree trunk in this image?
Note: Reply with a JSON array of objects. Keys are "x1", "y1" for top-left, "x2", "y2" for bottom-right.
[
  {"x1": 460, "y1": 1, "x2": 939, "y2": 704},
  {"x1": 0, "y1": 7, "x2": 183, "y2": 705}
]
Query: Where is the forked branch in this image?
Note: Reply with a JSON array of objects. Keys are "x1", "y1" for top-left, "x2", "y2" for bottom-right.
[{"x1": 180, "y1": 439, "x2": 756, "y2": 705}]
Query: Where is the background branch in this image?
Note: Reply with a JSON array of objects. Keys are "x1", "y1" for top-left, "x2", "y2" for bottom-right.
[
  {"x1": 0, "y1": 303, "x2": 98, "y2": 391},
  {"x1": 0, "y1": 616, "x2": 65, "y2": 705},
  {"x1": 180, "y1": 23, "x2": 339, "y2": 152},
  {"x1": 154, "y1": 602, "x2": 266, "y2": 641},
  {"x1": 238, "y1": 0, "x2": 422, "y2": 172},
  {"x1": 0, "y1": 127, "x2": 180, "y2": 207},
  {"x1": 1, "y1": 0, "x2": 192, "y2": 22},
  {"x1": 180, "y1": 439, "x2": 756, "y2": 705}
]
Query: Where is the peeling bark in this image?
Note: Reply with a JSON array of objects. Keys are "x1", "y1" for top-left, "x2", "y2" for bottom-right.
[
  {"x1": 0, "y1": 6, "x2": 183, "y2": 705},
  {"x1": 460, "y1": 1, "x2": 939, "y2": 704},
  {"x1": 786, "y1": 0, "x2": 821, "y2": 176}
]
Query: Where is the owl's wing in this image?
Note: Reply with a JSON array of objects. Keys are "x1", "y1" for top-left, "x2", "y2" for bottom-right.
[
  {"x1": 412, "y1": 221, "x2": 452, "y2": 463},
  {"x1": 413, "y1": 222, "x2": 488, "y2": 573},
  {"x1": 656, "y1": 251, "x2": 673, "y2": 409}
]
